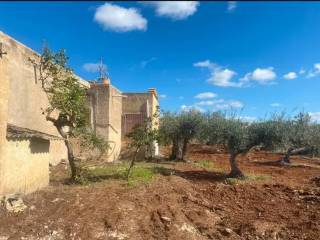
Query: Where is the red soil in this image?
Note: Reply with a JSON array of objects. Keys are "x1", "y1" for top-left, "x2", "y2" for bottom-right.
[{"x1": 0, "y1": 144, "x2": 320, "y2": 240}]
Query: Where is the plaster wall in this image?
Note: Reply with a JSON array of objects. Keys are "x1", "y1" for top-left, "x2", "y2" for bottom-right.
[
  {"x1": 0, "y1": 31, "x2": 68, "y2": 166},
  {"x1": 89, "y1": 83, "x2": 122, "y2": 162},
  {"x1": 0, "y1": 138, "x2": 50, "y2": 196}
]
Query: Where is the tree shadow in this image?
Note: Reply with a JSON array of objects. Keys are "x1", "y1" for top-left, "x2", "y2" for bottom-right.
[
  {"x1": 83, "y1": 172, "x2": 126, "y2": 183},
  {"x1": 253, "y1": 160, "x2": 284, "y2": 167},
  {"x1": 173, "y1": 169, "x2": 228, "y2": 183},
  {"x1": 253, "y1": 159, "x2": 318, "y2": 169},
  {"x1": 152, "y1": 166, "x2": 175, "y2": 176}
]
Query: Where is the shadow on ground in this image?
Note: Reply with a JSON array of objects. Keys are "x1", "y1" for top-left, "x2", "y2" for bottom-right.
[{"x1": 173, "y1": 169, "x2": 228, "y2": 183}]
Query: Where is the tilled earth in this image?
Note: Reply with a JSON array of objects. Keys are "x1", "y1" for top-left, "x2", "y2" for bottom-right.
[{"x1": 1, "y1": 145, "x2": 320, "y2": 240}]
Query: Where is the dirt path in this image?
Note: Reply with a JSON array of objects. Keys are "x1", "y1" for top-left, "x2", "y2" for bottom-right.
[{"x1": 1, "y1": 145, "x2": 320, "y2": 240}]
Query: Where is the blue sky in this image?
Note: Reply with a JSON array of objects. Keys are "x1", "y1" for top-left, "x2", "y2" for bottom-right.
[{"x1": 1, "y1": 1, "x2": 320, "y2": 121}]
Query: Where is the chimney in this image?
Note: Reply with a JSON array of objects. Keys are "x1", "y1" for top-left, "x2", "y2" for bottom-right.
[
  {"x1": 100, "y1": 76, "x2": 110, "y2": 86},
  {"x1": 148, "y1": 88, "x2": 157, "y2": 97}
]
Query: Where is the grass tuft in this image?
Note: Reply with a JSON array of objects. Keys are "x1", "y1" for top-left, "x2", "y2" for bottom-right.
[
  {"x1": 194, "y1": 160, "x2": 215, "y2": 170},
  {"x1": 81, "y1": 162, "x2": 173, "y2": 186},
  {"x1": 225, "y1": 174, "x2": 271, "y2": 185}
]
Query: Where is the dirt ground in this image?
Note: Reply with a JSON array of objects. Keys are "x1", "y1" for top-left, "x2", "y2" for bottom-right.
[{"x1": 1, "y1": 144, "x2": 320, "y2": 240}]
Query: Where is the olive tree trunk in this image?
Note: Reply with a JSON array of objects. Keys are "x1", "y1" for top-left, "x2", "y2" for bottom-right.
[
  {"x1": 170, "y1": 138, "x2": 178, "y2": 160},
  {"x1": 176, "y1": 140, "x2": 184, "y2": 161},
  {"x1": 48, "y1": 115, "x2": 79, "y2": 182},
  {"x1": 281, "y1": 147, "x2": 308, "y2": 164},
  {"x1": 182, "y1": 138, "x2": 188, "y2": 159},
  {"x1": 64, "y1": 138, "x2": 78, "y2": 181},
  {"x1": 228, "y1": 153, "x2": 244, "y2": 178},
  {"x1": 170, "y1": 138, "x2": 188, "y2": 162}
]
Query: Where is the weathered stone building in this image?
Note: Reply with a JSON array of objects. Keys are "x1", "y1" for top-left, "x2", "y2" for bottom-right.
[
  {"x1": 0, "y1": 31, "x2": 159, "y2": 197},
  {"x1": 122, "y1": 88, "x2": 160, "y2": 155},
  {"x1": 88, "y1": 78, "x2": 123, "y2": 162},
  {"x1": 0, "y1": 31, "x2": 70, "y2": 196}
]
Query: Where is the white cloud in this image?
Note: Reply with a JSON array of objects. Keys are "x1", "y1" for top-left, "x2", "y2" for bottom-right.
[
  {"x1": 283, "y1": 72, "x2": 297, "y2": 80},
  {"x1": 299, "y1": 69, "x2": 306, "y2": 75},
  {"x1": 193, "y1": 60, "x2": 213, "y2": 68},
  {"x1": 195, "y1": 99, "x2": 243, "y2": 110},
  {"x1": 209, "y1": 68, "x2": 238, "y2": 87},
  {"x1": 270, "y1": 103, "x2": 281, "y2": 107},
  {"x1": 94, "y1": 3, "x2": 147, "y2": 32},
  {"x1": 195, "y1": 100, "x2": 220, "y2": 106},
  {"x1": 144, "y1": 1, "x2": 199, "y2": 20},
  {"x1": 180, "y1": 104, "x2": 190, "y2": 110},
  {"x1": 227, "y1": 1, "x2": 237, "y2": 12},
  {"x1": 159, "y1": 94, "x2": 167, "y2": 99},
  {"x1": 194, "y1": 92, "x2": 217, "y2": 99},
  {"x1": 194, "y1": 60, "x2": 240, "y2": 87},
  {"x1": 195, "y1": 61, "x2": 278, "y2": 87},
  {"x1": 141, "y1": 57, "x2": 157, "y2": 68},
  {"x1": 240, "y1": 116, "x2": 257, "y2": 123},
  {"x1": 307, "y1": 63, "x2": 320, "y2": 78},
  {"x1": 241, "y1": 67, "x2": 276, "y2": 85},
  {"x1": 83, "y1": 62, "x2": 107, "y2": 73},
  {"x1": 230, "y1": 100, "x2": 243, "y2": 108},
  {"x1": 309, "y1": 112, "x2": 320, "y2": 122},
  {"x1": 180, "y1": 104, "x2": 204, "y2": 112}
]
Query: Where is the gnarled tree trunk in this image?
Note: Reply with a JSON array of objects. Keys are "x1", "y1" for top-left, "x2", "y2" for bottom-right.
[
  {"x1": 170, "y1": 138, "x2": 188, "y2": 162},
  {"x1": 228, "y1": 153, "x2": 244, "y2": 178},
  {"x1": 64, "y1": 138, "x2": 78, "y2": 181},
  {"x1": 170, "y1": 138, "x2": 178, "y2": 160},
  {"x1": 281, "y1": 147, "x2": 308, "y2": 164},
  {"x1": 175, "y1": 140, "x2": 184, "y2": 161},
  {"x1": 47, "y1": 115, "x2": 79, "y2": 182},
  {"x1": 181, "y1": 138, "x2": 189, "y2": 161}
]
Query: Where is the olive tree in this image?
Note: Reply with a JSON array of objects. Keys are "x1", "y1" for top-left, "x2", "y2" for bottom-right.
[
  {"x1": 255, "y1": 112, "x2": 316, "y2": 164},
  {"x1": 197, "y1": 111, "x2": 226, "y2": 145},
  {"x1": 159, "y1": 110, "x2": 203, "y2": 162},
  {"x1": 282, "y1": 112, "x2": 314, "y2": 163},
  {"x1": 202, "y1": 113, "x2": 262, "y2": 178},
  {"x1": 221, "y1": 118, "x2": 260, "y2": 177},
  {"x1": 126, "y1": 111, "x2": 159, "y2": 179},
  {"x1": 309, "y1": 123, "x2": 320, "y2": 157},
  {"x1": 30, "y1": 47, "x2": 108, "y2": 182}
]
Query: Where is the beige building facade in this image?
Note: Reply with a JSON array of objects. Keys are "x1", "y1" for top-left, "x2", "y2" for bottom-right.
[
  {"x1": 88, "y1": 79, "x2": 123, "y2": 162},
  {"x1": 122, "y1": 88, "x2": 160, "y2": 155},
  {"x1": 0, "y1": 31, "x2": 160, "y2": 196},
  {"x1": 0, "y1": 31, "x2": 69, "y2": 196}
]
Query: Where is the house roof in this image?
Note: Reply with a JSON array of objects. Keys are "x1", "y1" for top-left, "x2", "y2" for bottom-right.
[{"x1": 6, "y1": 124, "x2": 63, "y2": 141}]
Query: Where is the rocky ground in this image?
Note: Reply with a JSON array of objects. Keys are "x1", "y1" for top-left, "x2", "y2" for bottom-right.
[{"x1": 1, "y1": 144, "x2": 320, "y2": 240}]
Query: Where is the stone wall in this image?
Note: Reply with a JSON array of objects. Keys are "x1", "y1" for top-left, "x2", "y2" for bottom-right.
[
  {"x1": 122, "y1": 89, "x2": 159, "y2": 155},
  {"x1": 0, "y1": 30, "x2": 159, "y2": 196},
  {"x1": 0, "y1": 31, "x2": 68, "y2": 196},
  {"x1": 122, "y1": 89, "x2": 159, "y2": 118},
  {"x1": 0, "y1": 31, "x2": 68, "y2": 162},
  {"x1": 88, "y1": 82, "x2": 122, "y2": 162},
  {"x1": 122, "y1": 89, "x2": 159, "y2": 134},
  {"x1": 0, "y1": 138, "x2": 50, "y2": 195},
  {"x1": 0, "y1": 35, "x2": 10, "y2": 196}
]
